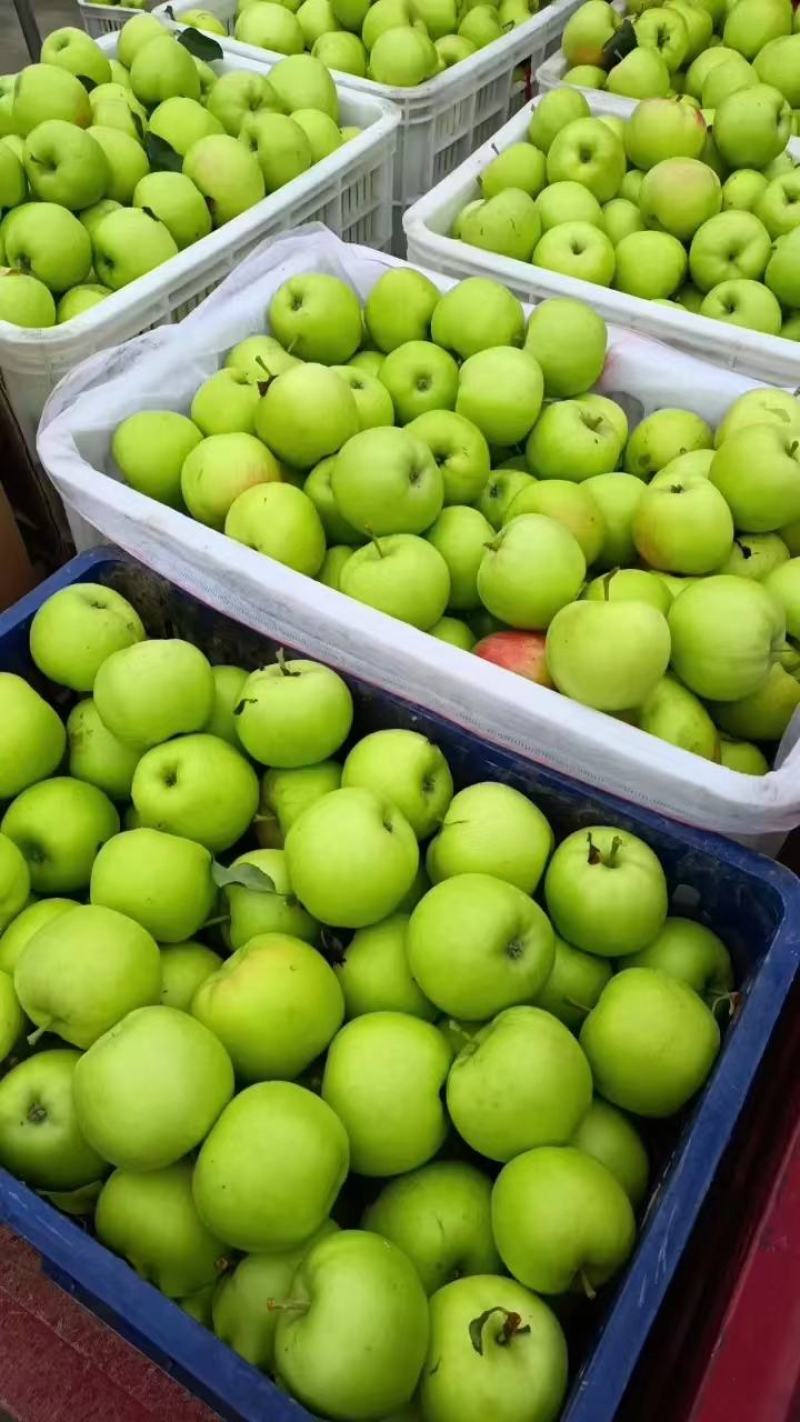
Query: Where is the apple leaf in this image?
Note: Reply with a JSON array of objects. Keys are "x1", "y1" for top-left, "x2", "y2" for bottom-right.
[
  {"x1": 145, "y1": 133, "x2": 184, "y2": 173},
  {"x1": 601, "y1": 17, "x2": 636, "y2": 68},
  {"x1": 211, "y1": 862, "x2": 277, "y2": 894},
  {"x1": 40, "y1": 1180, "x2": 104, "y2": 1216},
  {"x1": 177, "y1": 26, "x2": 225, "y2": 62}
]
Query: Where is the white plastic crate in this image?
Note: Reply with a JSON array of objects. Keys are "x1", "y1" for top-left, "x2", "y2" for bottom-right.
[
  {"x1": 78, "y1": 0, "x2": 156, "y2": 39},
  {"x1": 0, "y1": 38, "x2": 397, "y2": 459},
  {"x1": 155, "y1": 0, "x2": 585, "y2": 250},
  {"x1": 404, "y1": 93, "x2": 800, "y2": 386},
  {"x1": 36, "y1": 224, "x2": 800, "y2": 851}
]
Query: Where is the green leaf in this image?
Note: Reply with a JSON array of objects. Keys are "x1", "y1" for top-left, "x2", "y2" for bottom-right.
[
  {"x1": 177, "y1": 26, "x2": 224, "y2": 61},
  {"x1": 41, "y1": 1180, "x2": 104, "y2": 1216},
  {"x1": 145, "y1": 132, "x2": 184, "y2": 173},
  {"x1": 601, "y1": 17, "x2": 636, "y2": 68},
  {"x1": 211, "y1": 861, "x2": 277, "y2": 893}
]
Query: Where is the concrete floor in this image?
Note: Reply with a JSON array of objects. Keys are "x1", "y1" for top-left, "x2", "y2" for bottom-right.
[{"x1": 3, "y1": 0, "x2": 84, "y2": 71}]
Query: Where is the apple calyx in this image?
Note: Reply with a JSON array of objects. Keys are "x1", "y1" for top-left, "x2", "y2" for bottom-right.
[
  {"x1": 26, "y1": 1101, "x2": 47, "y2": 1125},
  {"x1": 586, "y1": 832, "x2": 623, "y2": 869},
  {"x1": 468, "y1": 1307, "x2": 531, "y2": 1356}
]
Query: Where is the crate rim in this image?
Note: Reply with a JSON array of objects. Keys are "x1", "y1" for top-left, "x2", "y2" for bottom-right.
[{"x1": 2, "y1": 547, "x2": 800, "y2": 1422}]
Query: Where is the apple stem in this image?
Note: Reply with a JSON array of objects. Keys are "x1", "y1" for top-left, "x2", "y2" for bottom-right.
[
  {"x1": 606, "y1": 835, "x2": 623, "y2": 868},
  {"x1": 565, "y1": 995, "x2": 594, "y2": 1015},
  {"x1": 586, "y1": 832, "x2": 623, "y2": 868},
  {"x1": 202, "y1": 912, "x2": 230, "y2": 928},
  {"x1": 601, "y1": 570, "x2": 618, "y2": 602},
  {"x1": 26, "y1": 1022, "x2": 51, "y2": 1047},
  {"x1": 266, "y1": 1298, "x2": 310, "y2": 1316},
  {"x1": 709, "y1": 989, "x2": 741, "y2": 1022},
  {"x1": 579, "y1": 1269, "x2": 597, "y2": 1301},
  {"x1": 468, "y1": 1307, "x2": 531, "y2": 1356},
  {"x1": 370, "y1": 535, "x2": 385, "y2": 559},
  {"x1": 276, "y1": 648, "x2": 299, "y2": 677}
]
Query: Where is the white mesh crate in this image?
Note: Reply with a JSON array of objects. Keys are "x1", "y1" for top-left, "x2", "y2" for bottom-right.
[
  {"x1": 0, "y1": 38, "x2": 397, "y2": 459},
  {"x1": 78, "y1": 0, "x2": 156, "y2": 39},
  {"x1": 404, "y1": 92, "x2": 800, "y2": 386},
  {"x1": 155, "y1": 0, "x2": 585, "y2": 250}
]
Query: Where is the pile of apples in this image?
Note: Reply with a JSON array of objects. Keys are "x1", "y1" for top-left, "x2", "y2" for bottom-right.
[
  {"x1": 171, "y1": 0, "x2": 549, "y2": 87},
  {"x1": 559, "y1": 0, "x2": 800, "y2": 113},
  {"x1": 0, "y1": 576, "x2": 730, "y2": 1422},
  {"x1": 450, "y1": 87, "x2": 800, "y2": 340},
  {"x1": 110, "y1": 263, "x2": 800, "y2": 774},
  {"x1": 0, "y1": 15, "x2": 357, "y2": 328}
]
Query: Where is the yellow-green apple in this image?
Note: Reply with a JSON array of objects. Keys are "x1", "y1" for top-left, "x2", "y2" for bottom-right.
[
  {"x1": 2, "y1": 778, "x2": 118, "y2": 894},
  {"x1": 477, "y1": 514, "x2": 585, "y2": 629},
  {"x1": 266, "y1": 51, "x2": 340, "y2": 117},
  {"x1": 710, "y1": 661, "x2": 800, "y2": 740},
  {"x1": 89, "y1": 828, "x2": 214, "y2": 942},
  {"x1": 626, "y1": 915, "x2": 733, "y2": 1003},
  {"x1": 234, "y1": 659, "x2": 352, "y2": 768},
  {"x1": 523, "y1": 296, "x2": 606, "y2": 397},
  {"x1": 93, "y1": 638, "x2": 214, "y2": 748},
  {"x1": 584, "y1": 567, "x2": 671, "y2": 613},
  {"x1": 562, "y1": 0, "x2": 621, "y2": 66},
  {"x1": 614, "y1": 228, "x2": 688, "y2": 297},
  {"x1": 431, "y1": 616, "x2": 475, "y2": 649},
  {"x1": 132, "y1": 732, "x2": 259, "y2": 853},
  {"x1": 331, "y1": 426, "x2": 443, "y2": 535},
  {"x1": 234, "y1": 1, "x2": 305, "y2": 49},
  {"x1": 502, "y1": 480, "x2": 605, "y2": 564},
  {"x1": 700, "y1": 277, "x2": 783, "y2": 333},
  {"x1": 222, "y1": 846, "x2": 317, "y2": 946},
  {"x1": 67, "y1": 698, "x2": 140, "y2": 800},
  {"x1": 269, "y1": 274, "x2": 361, "y2": 365},
  {"x1": 0, "y1": 1049, "x2": 106, "y2": 1189},
  {"x1": 721, "y1": 533, "x2": 790, "y2": 580},
  {"x1": 365, "y1": 267, "x2": 439, "y2": 350},
  {"x1": 340, "y1": 533, "x2": 451, "y2": 628},
  {"x1": 4, "y1": 201, "x2": 92, "y2": 291},
  {"x1": 0, "y1": 269, "x2": 56, "y2": 327},
  {"x1": 719, "y1": 738, "x2": 770, "y2": 773},
  {"x1": 724, "y1": 0, "x2": 792, "y2": 59},
  {"x1": 378, "y1": 340, "x2": 458, "y2": 424},
  {"x1": 129, "y1": 34, "x2": 201, "y2": 106},
  {"x1": 93, "y1": 207, "x2": 179, "y2": 289},
  {"x1": 183, "y1": 133, "x2": 265, "y2": 225},
  {"x1": 633, "y1": 470, "x2": 733, "y2": 572},
  {"x1": 535, "y1": 181, "x2": 604, "y2": 231},
  {"x1": 635, "y1": 6, "x2": 690, "y2": 70},
  {"x1": 607, "y1": 46, "x2": 671, "y2": 97},
  {"x1": 426, "y1": 780, "x2": 552, "y2": 891},
  {"x1": 399, "y1": 410, "x2": 489, "y2": 506},
  {"x1": 0, "y1": 899, "x2": 74, "y2": 976},
  {"x1": 424, "y1": 505, "x2": 495, "y2": 612},
  {"x1": 721, "y1": 167, "x2": 769, "y2": 210},
  {"x1": 477, "y1": 470, "x2": 536, "y2": 529},
  {"x1": 23, "y1": 120, "x2": 109, "y2": 210},
  {"x1": 189, "y1": 371, "x2": 260, "y2": 437},
  {"x1": 255, "y1": 362, "x2": 359, "y2": 468},
  {"x1": 96, "y1": 1160, "x2": 233, "y2": 1296},
  {"x1": 529, "y1": 88, "x2": 590, "y2": 151},
  {"x1": 572, "y1": 1099, "x2": 649, "y2": 1208},
  {"x1": 584, "y1": 473, "x2": 646, "y2": 568},
  {"x1": 624, "y1": 97, "x2": 706, "y2": 170},
  {"x1": 668, "y1": 574, "x2": 784, "y2": 699},
  {"x1": 117, "y1": 13, "x2": 168, "y2": 68},
  {"x1": 480, "y1": 143, "x2": 547, "y2": 200},
  {"x1": 755, "y1": 171, "x2": 800, "y2": 237},
  {"x1": 625, "y1": 407, "x2": 713, "y2": 476},
  {"x1": 364, "y1": 1161, "x2": 500, "y2": 1293},
  {"x1": 754, "y1": 33, "x2": 800, "y2": 106},
  {"x1": 430, "y1": 275, "x2": 525, "y2": 357},
  {"x1": 160, "y1": 941, "x2": 222, "y2": 1011},
  {"x1": 765, "y1": 227, "x2": 800, "y2": 307},
  {"x1": 334, "y1": 912, "x2": 436, "y2": 1019},
  {"x1": 342, "y1": 729, "x2": 453, "y2": 838},
  {"x1": 206, "y1": 71, "x2": 284, "y2": 136},
  {"x1": 713, "y1": 83, "x2": 792, "y2": 167},
  {"x1": 85, "y1": 127, "x2": 148, "y2": 204},
  {"x1": 544, "y1": 825, "x2": 668, "y2": 956},
  {"x1": 112, "y1": 409, "x2": 201, "y2": 507},
  {"x1": 255, "y1": 761, "x2": 343, "y2": 848},
  {"x1": 148, "y1": 95, "x2": 223, "y2": 154},
  {"x1": 536, "y1": 934, "x2": 612, "y2": 1030},
  {"x1": 12, "y1": 64, "x2": 91, "y2": 134},
  {"x1": 602, "y1": 197, "x2": 645, "y2": 244},
  {"x1": 29, "y1": 583, "x2": 144, "y2": 693},
  {"x1": 0, "y1": 673, "x2": 65, "y2": 798},
  {"x1": 526, "y1": 399, "x2": 623, "y2": 480},
  {"x1": 637, "y1": 674, "x2": 721, "y2": 759},
  {"x1": 455, "y1": 347, "x2": 543, "y2": 446},
  {"x1": 41, "y1": 27, "x2": 112, "y2": 85},
  {"x1": 710, "y1": 424, "x2": 800, "y2": 530},
  {"x1": 640, "y1": 156, "x2": 722, "y2": 240},
  {"x1": 459, "y1": 189, "x2": 541, "y2": 262},
  {"x1": 181, "y1": 430, "x2": 280, "y2": 528},
  {"x1": 546, "y1": 117, "x2": 626, "y2": 201},
  {"x1": 132, "y1": 171, "x2": 212, "y2": 249},
  {"x1": 331, "y1": 366, "x2": 394, "y2": 429},
  {"x1": 314, "y1": 30, "x2": 369, "y2": 72}
]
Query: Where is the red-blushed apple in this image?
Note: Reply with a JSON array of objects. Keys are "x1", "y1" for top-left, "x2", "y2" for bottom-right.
[
  {"x1": 474, "y1": 629, "x2": 553, "y2": 687},
  {"x1": 545, "y1": 826, "x2": 668, "y2": 957},
  {"x1": 580, "y1": 966, "x2": 721, "y2": 1115}
]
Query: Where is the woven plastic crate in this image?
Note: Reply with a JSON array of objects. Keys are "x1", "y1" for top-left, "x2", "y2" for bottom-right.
[
  {"x1": 78, "y1": 0, "x2": 156, "y2": 39},
  {"x1": 0, "y1": 39, "x2": 397, "y2": 460},
  {"x1": 404, "y1": 93, "x2": 800, "y2": 385},
  {"x1": 1, "y1": 547, "x2": 800, "y2": 1422},
  {"x1": 155, "y1": 0, "x2": 585, "y2": 250}
]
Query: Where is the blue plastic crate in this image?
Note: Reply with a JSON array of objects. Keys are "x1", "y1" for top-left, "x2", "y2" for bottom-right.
[{"x1": 1, "y1": 548, "x2": 799, "y2": 1422}]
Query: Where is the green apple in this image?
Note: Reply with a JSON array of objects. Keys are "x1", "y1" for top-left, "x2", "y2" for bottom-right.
[
  {"x1": 93, "y1": 207, "x2": 179, "y2": 290},
  {"x1": 459, "y1": 188, "x2": 541, "y2": 262},
  {"x1": 419, "y1": 1273, "x2": 567, "y2": 1422},
  {"x1": 117, "y1": 13, "x2": 167, "y2": 68},
  {"x1": 132, "y1": 733, "x2": 258, "y2": 853},
  {"x1": 492, "y1": 1145, "x2": 636, "y2": 1293},
  {"x1": 369, "y1": 25, "x2": 439, "y2": 83},
  {"x1": 3, "y1": 201, "x2": 91, "y2": 291},
  {"x1": 529, "y1": 88, "x2": 590, "y2": 152},
  {"x1": 602, "y1": 197, "x2": 645, "y2": 244},
  {"x1": 178, "y1": 7, "x2": 228, "y2": 31},
  {"x1": 633, "y1": 470, "x2": 733, "y2": 573},
  {"x1": 14, "y1": 903, "x2": 160, "y2": 1047},
  {"x1": 535, "y1": 180, "x2": 604, "y2": 231},
  {"x1": 255, "y1": 362, "x2": 359, "y2": 468},
  {"x1": 624, "y1": 96, "x2": 707, "y2": 169},
  {"x1": 12, "y1": 63, "x2": 91, "y2": 134},
  {"x1": 29, "y1": 582, "x2": 144, "y2": 692},
  {"x1": 637, "y1": 672, "x2": 720, "y2": 759},
  {"x1": 721, "y1": 533, "x2": 790, "y2": 581},
  {"x1": 502, "y1": 480, "x2": 605, "y2": 564},
  {"x1": 765, "y1": 557, "x2": 800, "y2": 637},
  {"x1": 212, "y1": 1221, "x2": 338, "y2": 1370},
  {"x1": 710, "y1": 661, "x2": 800, "y2": 740},
  {"x1": 668, "y1": 0, "x2": 713, "y2": 59},
  {"x1": 607, "y1": 45, "x2": 671, "y2": 97},
  {"x1": 703, "y1": 57, "x2": 760, "y2": 109},
  {"x1": 226, "y1": 333, "x2": 300, "y2": 382},
  {"x1": 57, "y1": 284, "x2": 112, "y2": 323},
  {"x1": 755, "y1": 171, "x2": 800, "y2": 237},
  {"x1": 701, "y1": 276, "x2": 783, "y2": 333},
  {"x1": 627, "y1": 915, "x2": 733, "y2": 1003},
  {"x1": 182, "y1": 133, "x2": 265, "y2": 226},
  {"x1": 67, "y1": 698, "x2": 140, "y2": 800},
  {"x1": 222, "y1": 846, "x2": 318, "y2": 947},
  {"x1": 342, "y1": 729, "x2": 453, "y2": 838},
  {"x1": 331, "y1": 365, "x2": 394, "y2": 429},
  {"x1": 275, "y1": 1230, "x2": 429, "y2": 1420},
  {"x1": 477, "y1": 470, "x2": 537, "y2": 529},
  {"x1": 614, "y1": 228, "x2": 688, "y2": 298},
  {"x1": 722, "y1": 167, "x2": 770, "y2": 211},
  {"x1": 754, "y1": 33, "x2": 800, "y2": 107},
  {"x1": 73, "y1": 1003, "x2": 233, "y2": 1169},
  {"x1": 636, "y1": 6, "x2": 690, "y2": 70},
  {"x1": 0, "y1": 898, "x2": 74, "y2": 977},
  {"x1": 89, "y1": 828, "x2": 214, "y2": 943},
  {"x1": 193, "y1": 1079, "x2": 349, "y2": 1250},
  {"x1": 477, "y1": 515, "x2": 585, "y2": 629},
  {"x1": 182, "y1": 431, "x2": 280, "y2": 528},
  {"x1": 0, "y1": 268, "x2": 56, "y2": 327},
  {"x1": 448, "y1": 1005, "x2": 592, "y2": 1161},
  {"x1": 455, "y1": 348, "x2": 543, "y2": 447},
  {"x1": 96, "y1": 1160, "x2": 233, "y2": 1296},
  {"x1": 335, "y1": 912, "x2": 436, "y2": 1020},
  {"x1": 189, "y1": 370, "x2": 260, "y2": 437},
  {"x1": 527, "y1": 397, "x2": 624, "y2": 481},
  {"x1": 430, "y1": 276, "x2": 525, "y2": 358},
  {"x1": 546, "y1": 116, "x2": 626, "y2": 201},
  {"x1": 625, "y1": 407, "x2": 713, "y2": 476},
  {"x1": 331, "y1": 426, "x2": 443, "y2": 535},
  {"x1": 669, "y1": 575, "x2": 784, "y2": 699},
  {"x1": 340, "y1": 533, "x2": 451, "y2": 628},
  {"x1": 724, "y1": 0, "x2": 792, "y2": 59},
  {"x1": 562, "y1": 0, "x2": 621, "y2": 66},
  {"x1": 364, "y1": 1160, "x2": 500, "y2": 1294},
  {"x1": 86, "y1": 126, "x2": 149, "y2": 205},
  {"x1": 426, "y1": 780, "x2": 552, "y2": 892},
  {"x1": 41, "y1": 27, "x2": 112, "y2": 85},
  {"x1": 0, "y1": 834, "x2": 27, "y2": 936},
  {"x1": 430, "y1": 616, "x2": 475, "y2": 649},
  {"x1": 160, "y1": 941, "x2": 222, "y2": 1011},
  {"x1": 581, "y1": 474, "x2": 645, "y2": 569},
  {"x1": 719, "y1": 737, "x2": 770, "y2": 773},
  {"x1": 304, "y1": 457, "x2": 362, "y2": 544},
  {"x1": 536, "y1": 934, "x2": 612, "y2": 1031},
  {"x1": 581, "y1": 966, "x2": 720, "y2": 1115},
  {"x1": 0, "y1": 673, "x2": 65, "y2": 798},
  {"x1": 21, "y1": 120, "x2": 107, "y2": 211},
  {"x1": 378, "y1": 340, "x2": 458, "y2": 424},
  {"x1": 2, "y1": 778, "x2": 118, "y2": 894},
  {"x1": 584, "y1": 567, "x2": 672, "y2": 613},
  {"x1": 148, "y1": 96, "x2": 224, "y2": 156},
  {"x1": 270, "y1": 274, "x2": 361, "y2": 365},
  {"x1": 544, "y1": 826, "x2": 668, "y2": 956},
  {"x1": 234, "y1": 659, "x2": 352, "y2": 768},
  {"x1": 408, "y1": 874, "x2": 554, "y2": 1020},
  {"x1": 714, "y1": 82, "x2": 792, "y2": 167},
  {"x1": 523, "y1": 296, "x2": 606, "y2": 398},
  {"x1": 533, "y1": 220, "x2": 616, "y2": 286},
  {"x1": 322, "y1": 1011, "x2": 451, "y2": 1174},
  {"x1": 206, "y1": 71, "x2": 284, "y2": 137},
  {"x1": 129, "y1": 33, "x2": 201, "y2": 106},
  {"x1": 286, "y1": 785, "x2": 419, "y2": 926},
  {"x1": 0, "y1": 966, "x2": 23, "y2": 1060},
  {"x1": 88, "y1": 83, "x2": 147, "y2": 142},
  {"x1": 480, "y1": 144, "x2": 547, "y2": 201},
  {"x1": 132, "y1": 170, "x2": 212, "y2": 250},
  {"x1": 314, "y1": 30, "x2": 369, "y2": 73},
  {"x1": 563, "y1": 63, "x2": 608, "y2": 86},
  {"x1": 0, "y1": 1049, "x2": 106, "y2": 1189},
  {"x1": 112, "y1": 409, "x2": 201, "y2": 507},
  {"x1": 93, "y1": 639, "x2": 214, "y2": 749},
  {"x1": 572, "y1": 1099, "x2": 650, "y2": 1208},
  {"x1": 267, "y1": 52, "x2": 340, "y2": 117},
  {"x1": 425, "y1": 505, "x2": 496, "y2": 611},
  {"x1": 640, "y1": 156, "x2": 722, "y2": 241},
  {"x1": 365, "y1": 267, "x2": 439, "y2": 351},
  {"x1": 234, "y1": 1, "x2": 305, "y2": 49},
  {"x1": 765, "y1": 226, "x2": 800, "y2": 307},
  {"x1": 457, "y1": 5, "x2": 504, "y2": 46},
  {"x1": 192, "y1": 933, "x2": 343, "y2": 1080},
  {"x1": 710, "y1": 424, "x2": 800, "y2": 531}
]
